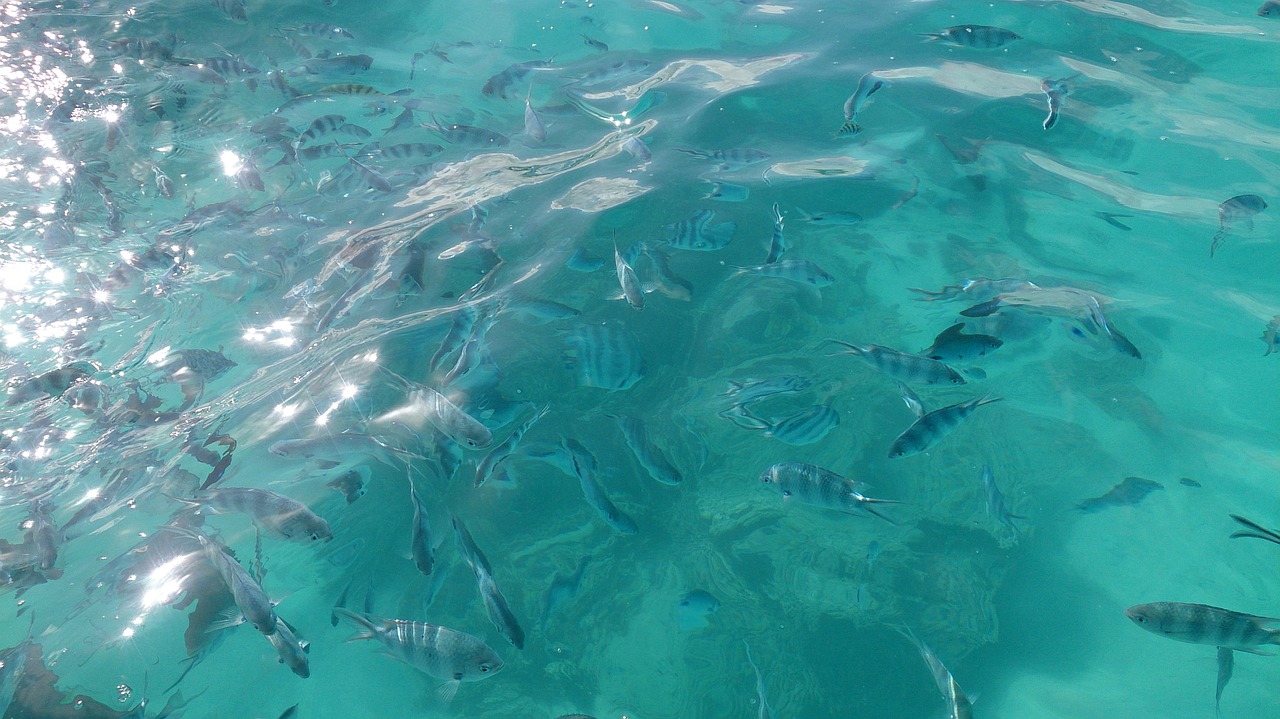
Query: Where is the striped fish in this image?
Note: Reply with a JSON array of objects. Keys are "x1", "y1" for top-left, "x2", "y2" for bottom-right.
[
  {"x1": 764, "y1": 402, "x2": 839, "y2": 446},
  {"x1": 758, "y1": 461, "x2": 897, "y2": 523},
  {"x1": 611, "y1": 414, "x2": 682, "y2": 485},
  {"x1": 664, "y1": 209, "x2": 735, "y2": 251},
  {"x1": 730, "y1": 259, "x2": 834, "y2": 287},
  {"x1": 474, "y1": 405, "x2": 550, "y2": 487},
  {"x1": 424, "y1": 115, "x2": 510, "y2": 147},
  {"x1": 922, "y1": 24, "x2": 1021, "y2": 49},
  {"x1": 827, "y1": 339, "x2": 965, "y2": 385},
  {"x1": 888, "y1": 395, "x2": 1001, "y2": 458},
  {"x1": 561, "y1": 325, "x2": 644, "y2": 390},
  {"x1": 1126, "y1": 602, "x2": 1280, "y2": 653},
  {"x1": 720, "y1": 375, "x2": 812, "y2": 406}
]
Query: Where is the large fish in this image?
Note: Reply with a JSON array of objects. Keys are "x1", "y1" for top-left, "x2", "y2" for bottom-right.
[{"x1": 1126, "y1": 602, "x2": 1280, "y2": 653}]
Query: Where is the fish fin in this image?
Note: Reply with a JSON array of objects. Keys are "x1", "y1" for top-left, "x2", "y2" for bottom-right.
[
  {"x1": 976, "y1": 395, "x2": 1004, "y2": 407},
  {"x1": 205, "y1": 609, "x2": 247, "y2": 633},
  {"x1": 703, "y1": 221, "x2": 736, "y2": 246},
  {"x1": 961, "y1": 366, "x2": 988, "y2": 380},
  {"x1": 1210, "y1": 230, "x2": 1228, "y2": 257},
  {"x1": 314, "y1": 459, "x2": 341, "y2": 470},
  {"x1": 934, "y1": 323, "x2": 968, "y2": 342},
  {"x1": 960, "y1": 298, "x2": 1002, "y2": 317},
  {"x1": 1229, "y1": 514, "x2": 1280, "y2": 545},
  {"x1": 437, "y1": 679, "x2": 461, "y2": 704}
]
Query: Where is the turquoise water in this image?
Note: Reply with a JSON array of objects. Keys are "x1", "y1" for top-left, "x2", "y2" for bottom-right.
[{"x1": 0, "y1": 0, "x2": 1278, "y2": 716}]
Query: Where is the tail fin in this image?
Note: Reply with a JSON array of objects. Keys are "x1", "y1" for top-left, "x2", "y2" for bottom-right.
[{"x1": 332, "y1": 607, "x2": 380, "y2": 641}]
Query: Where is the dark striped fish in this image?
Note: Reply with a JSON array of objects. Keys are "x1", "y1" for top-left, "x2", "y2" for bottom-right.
[
  {"x1": 922, "y1": 24, "x2": 1021, "y2": 48},
  {"x1": 759, "y1": 462, "x2": 897, "y2": 523},
  {"x1": 888, "y1": 395, "x2": 1001, "y2": 458},
  {"x1": 664, "y1": 209, "x2": 735, "y2": 251},
  {"x1": 615, "y1": 242, "x2": 645, "y2": 310},
  {"x1": 827, "y1": 339, "x2": 965, "y2": 386},
  {"x1": 281, "y1": 22, "x2": 354, "y2": 39},
  {"x1": 423, "y1": 116, "x2": 510, "y2": 147},
  {"x1": 921, "y1": 323, "x2": 1003, "y2": 362},
  {"x1": 561, "y1": 325, "x2": 644, "y2": 390},
  {"x1": 1262, "y1": 0, "x2": 1280, "y2": 17},
  {"x1": 764, "y1": 402, "x2": 839, "y2": 446},
  {"x1": 211, "y1": 0, "x2": 247, "y2": 22},
  {"x1": 326, "y1": 468, "x2": 367, "y2": 503},
  {"x1": 1126, "y1": 602, "x2": 1280, "y2": 653},
  {"x1": 612, "y1": 414, "x2": 682, "y2": 485},
  {"x1": 482, "y1": 60, "x2": 551, "y2": 99},
  {"x1": 335, "y1": 608, "x2": 503, "y2": 697}
]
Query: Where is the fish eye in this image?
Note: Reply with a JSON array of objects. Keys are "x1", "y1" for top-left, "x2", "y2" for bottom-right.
[
  {"x1": 467, "y1": 439, "x2": 478, "y2": 448},
  {"x1": 781, "y1": 490, "x2": 791, "y2": 497},
  {"x1": 454, "y1": 671, "x2": 464, "y2": 680},
  {"x1": 480, "y1": 664, "x2": 491, "y2": 673}
]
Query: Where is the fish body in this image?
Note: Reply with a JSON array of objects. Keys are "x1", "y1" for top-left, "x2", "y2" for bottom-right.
[
  {"x1": 172, "y1": 488, "x2": 331, "y2": 541},
  {"x1": 764, "y1": 402, "x2": 839, "y2": 446},
  {"x1": 571, "y1": 59, "x2": 653, "y2": 87},
  {"x1": 475, "y1": 405, "x2": 549, "y2": 487},
  {"x1": 1076, "y1": 477, "x2": 1163, "y2": 513},
  {"x1": 266, "y1": 618, "x2": 310, "y2": 677},
  {"x1": 282, "y1": 22, "x2": 354, "y2": 39},
  {"x1": 612, "y1": 414, "x2": 682, "y2": 485},
  {"x1": 477, "y1": 571, "x2": 525, "y2": 649},
  {"x1": 705, "y1": 181, "x2": 749, "y2": 202},
  {"x1": 981, "y1": 465, "x2": 1023, "y2": 545},
  {"x1": 326, "y1": 468, "x2": 368, "y2": 503},
  {"x1": 676, "y1": 589, "x2": 719, "y2": 630},
  {"x1": 899, "y1": 627, "x2": 974, "y2": 719},
  {"x1": 409, "y1": 480, "x2": 434, "y2": 576},
  {"x1": 268, "y1": 433, "x2": 415, "y2": 468},
  {"x1": 664, "y1": 209, "x2": 735, "y2": 251},
  {"x1": 759, "y1": 462, "x2": 896, "y2": 523},
  {"x1": 841, "y1": 71, "x2": 885, "y2": 135},
  {"x1": 1126, "y1": 602, "x2": 1280, "y2": 653},
  {"x1": 1261, "y1": 316, "x2": 1280, "y2": 356},
  {"x1": 720, "y1": 375, "x2": 812, "y2": 406},
  {"x1": 335, "y1": 608, "x2": 504, "y2": 680},
  {"x1": 424, "y1": 117, "x2": 510, "y2": 147},
  {"x1": 765, "y1": 202, "x2": 788, "y2": 263},
  {"x1": 896, "y1": 380, "x2": 926, "y2": 418},
  {"x1": 182, "y1": 529, "x2": 278, "y2": 635},
  {"x1": 483, "y1": 60, "x2": 551, "y2": 99},
  {"x1": 1262, "y1": 0, "x2": 1280, "y2": 16},
  {"x1": 413, "y1": 385, "x2": 494, "y2": 449},
  {"x1": 561, "y1": 325, "x2": 644, "y2": 390},
  {"x1": 542, "y1": 556, "x2": 591, "y2": 627},
  {"x1": 923, "y1": 24, "x2": 1021, "y2": 48},
  {"x1": 523, "y1": 93, "x2": 547, "y2": 143},
  {"x1": 299, "y1": 53, "x2": 373, "y2": 74},
  {"x1": 730, "y1": 259, "x2": 834, "y2": 287},
  {"x1": 828, "y1": 339, "x2": 965, "y2": 385},
  {"x1": 23, "y1": 500, "x2": 58, "y2": 570},
  {"x1": 676, "y1": 147, "x2": 771, "y2": 170},
  {"x1": 1041, "y1": 78, "x2": 1068, "y2": 130},
  {"x1": 922, "y1": 323, "x2": 1003, "y2": 362},
  {"x1": 888, "y1": 396, "x2": 1001, "y2": 458},
  {"x1": 794, "y1": 208, "x2": 864, "y2": 226},
  {"x1": 615, "y1": 242, "x2": 645, "y2": 310},
  {"x1": 564, "y1": 438, "x2": 636, "y2": 534},
  {"x1": 1211, "y1": 194, "x2": 1267, "y2": 256}
]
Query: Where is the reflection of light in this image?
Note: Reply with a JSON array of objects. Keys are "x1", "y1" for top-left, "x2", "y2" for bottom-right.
[
  {"x1": 340, "y1": 384, "x2": 358, "y2": 399},
  {"x1": 92, "y1": 289, "x2": 110, "y2": 303},
  {"x1": 43, "y1": 267, "x2": 64, "y2": 284},
  {"x1": 121, "y1": 627, "x2": 134, "y2": 639},
  {"x1": 140, "y1": 555, "x2": 188, "y2": 609},
  {"x1": 219, "y1": 150, "x2": 243, "y2": 177},
  {"x1": 274, "y1": 403, "x2": 300, "y2": 419},
  {"x1": 0, "y1": 260, "x2": 36, "y2": 292},
  {"x1": 147, "y1": 345, "x2": 171, "y2": 366}
]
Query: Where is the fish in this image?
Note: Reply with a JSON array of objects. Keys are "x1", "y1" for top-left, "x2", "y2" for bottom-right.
[
  {"x1": 743, "y1": 640, "x2": 775, "y2": 719},
  {"x1": 839, "y1": 71, "x2": 885, "y2": 135},
  {"x1": 720, "y1": 375, "x2": 813, "y2": 406},
  {"x1": 281, "y1": 22, "x2": 353, "y2": 39},
  {"x1": 729, "y1": 259, "x2": 835, "y2": 288},
  {"x1": 793, "y1": 208, "x2": 863, "y2": 225},
  {"x1": 1261, "y1": 0, "x2": 1280, "y2": 16},
  {"x1": 268, "y1": 433, "x2": 419, "y2": 468},
  {"x1": 298, "y1": 54, "x2": 373, "y2": 75},
  {"x1": 676, "y1": 590, "x2": 719, "y2": 630},
  {"x1": 474, "y1": 405, "x2": 550, "y2": 487},
  {"x1": 423, "y1": 116, "x2": 510, "y2": 147},
  {"x1": 171, "y1": 527, "x2": 278, "y2": 636},
  {"x1": 764, "y1": 203, "x2": 787, "y2": 264},
  {"x1": 211, "y1": 0, "x2": 247, "y2": 22},
  {"x1": 1041, "y1": 78, "x2": 1069, "y2": 130},
  {"x1": 563, "y1": 438, "x2": 636, "y2": 534},
  {"x1": 759, "y1": 461, "x2": 898, "y2": 523},
  {"x1": 265, "y1": 618, "x2": 310, "y2": 678},
  {"x1": 335, "y1": 608, "x2": 503, "y2": 700},
  {"x1": 1076, "y1": 477, "x2": 1163, "y2": 513},
  {"x1": 561, "y1": 325, "x2": 644, "y2": 390},
  {"x1": 827, "y1": 339, "x2": 966, "y2": 385},
  {"x1": 921, "y1": 323, "x2": 1003, "y2": 362},
  {"x1": 581, "y1": 33, "x2": 608, "y2": 52},
  {"x1": 1211, "y1": 194, "x2": 1267, "y2": 257},
  {"x1": 22, "y1": 500, "x2": 58, "y2": 571},
  {"x1": 644, "y1": 246, "x2": 693, "y2": 300},
  {"x1": 450, "y1": 514, "x2": 494, "y2": 577},
  {"x1": 167, "y1": 488, "x2": 331, "y2": 541},
  {"x1": 409, "y1": 478, "x2": 434, "y2": 576},
  {"x1": 614, "y1": 242, "x2": 645, "y2": 310},
  {"x1": 523, "y1": 91, "x2": 547, "y2": 143},
  {"x1": 570, "y1": 58, "x2": 653, "y2": 88},
  {"x1": 1217, "y1": 646, "x2": 1233, "y2": 718},
  {"x1": 541, "y1": 556, "x2": 591, "y2": 628},
  {"x1": 898, "y1": 626, "x2": 974, "y2": 719},
  {"x1": 1126, "y1": 602, "x2": 1280, "y2": 653},
  {"x1": 361, "y1": 142, "x2": 443, "y2": 161},
  {"x1": 383, "y1": 372, "x2": 494, "y2": 449},
  {"x1": 676, "y1": 147, "x2": 771, "y2": 170},
  {"x1": 664, "y1": 209, "x2": 736, "y2": 251},
  {"x1": 981, "y1": 465, "x2": 1023, "y2": 546},
  {"x1": 1261, "y1": 316, "x2": 1280, "y2": 356},
  {"x1": 763, "y1": 402, "x2": 839, "y2": 446},
  {"x1": 704, "y1": 181, "x2": 749, "y2": 202},
  {"x1": 476, "y1": 571, "x2": 525, "y2": 649},
  {"x1": 922, "y1": 24, "x2": 1021, "y2": 49},
  {"x1": 622, "y1": 136, "x2": 650, "y2": 162},
  {"x1": 482, "y1": 60, "x2": 551, "y2": 99},
  {"x1": 895, "y1": 381, "x2": 925, "y2": 418},
  {"x1": 326, "y1": 467, "x2": 368, "y2": 503},
  {"x1": 1095, "y1": 211, "x2": 1134, "y2": 231},
  {"x1": 888, "y1": 396, "x2": 1001, "y2": 458},
  {"x1": 611, "y1": 414, "x2": 682, "y2": 486},
  {"x1": 1228, "y1": 514, "x2": 1280, "y2": 545}
]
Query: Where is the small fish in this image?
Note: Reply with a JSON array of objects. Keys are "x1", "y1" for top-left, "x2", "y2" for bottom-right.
[
  {"x1": 167, "y1": 487, "x2": 332, "y2": 541},
  {"x1": 922, "y1": 24, "x2": 1021, "y2": 49},
  {"x1": 475, "y1": 405, "x2": 550, "y2": 487},
  {"x1": 266, "y1": 617, "x2": 310, "y2": 678},
  {"x1": 720, "y1": 375, "x2": 813, "y2": 406},
  {"x1": 335, "y1": 609, "x2": 503, "y2": 700},
  {"x1": 704, "y1": 181, "x2": 749, "y2": 202},
  {"x1": 211, "y1": 0, "x2": 247, "y2": 22},
  {"x1": 408, "y1": 381, "x2": 494, "y2": 449},
  {"x1": 565, "y1": 438, "x2": 637, "y2": 534},
  {"x1": 895, "y1": 380, "x2": 925, "y2": 418},
  {"x1": 730, "y1": 259, "x2": 834, "y2": 288},
  {"x1": 1094, "y1": 211, "x2": 1134, "y2": 231},
  {"x1": 268, "y1": 432, "x2": 419, "y2": 469},
  {"x1": 1126, "y1": 602, "x2": 1280, "y2": 653},
  {"x1": 1262, "y1": 316, "x2": 1280, "y2": 356},
  {"x1": 921, "y1": 323, "x2": 1003, "y2": 362},
  {"x1": 743, "y1": 640, "x2": 775, "y2": 719},
  {"x1": 839, "y1": 71, "x2": 885, "y2": 135},
  {"x1": 281, "y1": 22, "x2": 354, "y2": 39},
  {"x1": 1041, "y1": 78, "x2": 1069, "y2": 130},
  {"x1": 561, "y1": 325, "x2": 644, "y2": 390},
  {"x1": 888, "y1": 395, "x2": 1001, "y2": 458},
  {"x1": 764, "y1": 203, "x2": 787, "y2": 263},
  {"x1": 1259, "y1": 0, "x2": 1280, "y2": 17},
  {"x1": 523, "y1": 91, "x2": 547, "y2": 144},
  {"x1": 764, "y1": 402, "x2": 839, "y2": 446},
  {"x1": 22, "y1": 499, "x2": 58, "y2": 570},
  {"x1": 981, "y1": 465, "x2": 1024, "y2": 546},
  {"x1": 424, "y1": 116, "x2": 510, "y2": 148},
  {"x1": 1076, "y1": 477, "x2": 1163, "y2": 513},
  {"x1": 173, "y1": 527, "x2": 278, "y2": 635},
  {"x1": 676, "y1": 589, "x2": 719, "y2": 630},
  {"x1": 409, "y1": 478, "x2": 434, "y2": 576},
  {"x1": 1180, "y1": 477, "x2": 1202, "y2": 488},
  {"x1": 793, "y1": 208, "x2": 863, "y2": 225},
  {"x1": 664, "y1": 209, "x2": 736, "y2": 251},
  {"x1": 612, "y1": 414, "x2": 682, "y2": 485},
  {"x1": 1211, "y1": 194, "x2": 1267, "y2": 257},
  {"x1": 898, "y1": 626, "x2": 974, "y2": 719},
  {"x1": 476, "y1": 570, "x2": 525, "y2": 649},
  {"x1": 865, "y1": 540, "x2": 882, "y2": 573},
  {"x1": 299, "y1": 54, "x2": 373, "y2": 75},
  {"x1": 582, "y1": 33, "x2": 608, "y2": 52},
  {"x1": 482, "y1": 60, "x2": 551, "y2": 99},
  {"x1": 827, "y1": 339, "x2": 966, "y2": 386},
  {"x1": 541, "y1": 556, "x2": 591, "y2": 628},
  {"x1": 1217, "y1": 646, "x2": 1234, "y2": 718},
  {"x1": 676, "y1": 147, "x2": 771, "y2": 170},
  {"x1": 571, "y1": 58, "x2": 652, "y2": 88},
  {"x1": 622, "y1": 136, "x2": 650, "y2": 162},
  {"x1": 759, "y1": 461, "x2": 898, "y2": 523},
  {"x1": 615, "y1": 242, "x2": 645, "y2": 310}
]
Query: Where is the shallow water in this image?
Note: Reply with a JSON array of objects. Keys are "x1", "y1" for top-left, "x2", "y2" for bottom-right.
[{"x1": 0, "y1": 0, "x2": 1277, "y2": 717}]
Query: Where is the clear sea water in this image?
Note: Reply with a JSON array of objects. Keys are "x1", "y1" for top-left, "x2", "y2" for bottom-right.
[{"x1": 0, "y1": 0, "x2": 1277, "y2": 717}]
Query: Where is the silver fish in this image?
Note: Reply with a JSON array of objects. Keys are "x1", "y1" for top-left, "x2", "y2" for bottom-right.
[
  {"x1": 541, "y1": 555, "x2": 591, "y2": 628},
  {"x1": 335, "y1": 608, "x2": 503, "y2": 697},
  {"x1": 676, "y1": 147, "x2": 771, "y2": 170},
  {"x1": 981, "y1": 465, "x2": 1023, "y2": 546},
  {"x1": 730, "y1": 259, "x2": 834, "y2": 287},
  {"x1": 22, "y1": 499, "x2": 58, "y2": 571},
  {"x1": 326, "y1": 467, "x2": 368, "y2": 503},
  {"x1": 281, "y1": 22, "x2": 354, "y2": 39},
  {"x1": 888, "y1": 395, "x2": 1001, "y2": 458},
  {"x1": 622, "y1": 136, "x2": 650, "y2": 162},
  {"x1": 922, "y1": 24, "x2": 1021, "y2": 48},
  {"x1": 759, "y1": 462, "x2": 897, "y2": 523},
  {"x1": 1041, "y1": 78, "x2": 1069, "y2": 130},
  {"x1": 764, "y1": 202, "x2": 787, "y2": 264},
  {"x1": 1076, "y1": 477, "x2": 1163, "y2": 513},
  {"x1": 412, "y1": 384, "x2": 494, "y2": 450},
  {"x1": 524, "y1": 92, "x2": 547, "y2": 143},
  {"x1": 720, "y1": 375, "x2": 812, "y2": 406},
  {"x1": 895, "y1": 380, "x2": 925, "y2": 418},
  {"x1": 704, "y1": 181, "x2": 749, "y2": 202},
  {"x1": 1210, "y1": 194, "x2": 1267, "y2": 257},
  {"x1": 827, "y1": 339, "x2": 965, "y2": 386},
  {"x1": 612, "y1": 414, "x2": 682, "y2": 485},
  {"x1": 615, "y1": 242, "x2": 645, "y2": 310},
  {"x1": 409, "y1": 477, "x2": 434, "y2": 576},
  {"x1": 839, "y1": 71, "x2": 885, "y2": 135},
  {"x1": 921, "y1": 323, "x2": 1003, "y2": 362},
  {"x1": 664, "y1": 209, "x2": 735, "y2": 251},
  {"x1": 178, "y1": 528, "x2": 278, "y2": 635},
  {"x1": 268, "y1": 433, "x2": 419, "y2": 468},
  {"x1": 564, "y1": 438, "x2": 636, "y2": 534},
  {"x1": 794, "y1": 208, "x2": 863, "y2": 225},
  {"x1": 764, "y1": 402, "x2": 839, "y2": 446},
  {"x1": 475, "y1": 405, "x2": 549, "y2": 487},
  {"x1": 424, "y1": 116, "x2": 510, "y2": 147},
  {"x1": 561, "y1": 325, "x2": 644, "y2": 390},
  {"x1": 450, "y1": 514, "x2": 493, "y2": 576},
  {"x1": 266, "y1": 618, "x2": 310, "y2": 678},
  {"x1": 477, "y1": 570, "x2": 525, "y2": 649},
  {"x1": 169, "y1": 488, "x2": 331, "y2": 542},
  {"x1": 1126, "y1": 602, "x2": 1280, "y2": 653},
  {"x1": 898, "y1": 626, "x2": 973, "y2": 719},
  {"x1": 482, "y1": 60, "x2": 551, "y2": 99}
]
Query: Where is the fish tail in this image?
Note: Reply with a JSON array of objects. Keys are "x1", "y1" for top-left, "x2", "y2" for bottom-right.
[
  {"x1": 976, "y1": 395, "x2": 1004, "y2": 407},
  {"x1": 674, "y1": 148, "x2": 707, "y2": 159},
  {"x1": 919, "y1": 32, "x2": 942, "y2": 42},
  {"x1": 1210, "y1": 230, "x2": 1228, "y2": 257},
  {"x1": 333, "y1": 607, "x2": 379, "y2": 640},
  {"x1": 823, "y1": 338, "x2": 865, "y2": 356}
]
